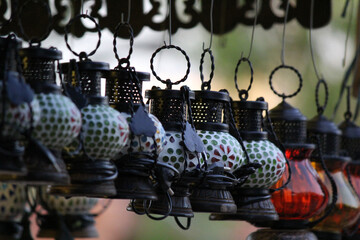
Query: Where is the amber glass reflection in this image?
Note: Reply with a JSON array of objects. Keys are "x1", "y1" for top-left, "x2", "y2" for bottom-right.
[
  {"x1": 271, "y1": 147, "x2": 328, "y2": 220},
  {"x1": 311, "y1": 159, "x2": 360, "y2": 234}
]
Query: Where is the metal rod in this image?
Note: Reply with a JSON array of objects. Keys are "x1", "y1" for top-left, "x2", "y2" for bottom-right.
[{"x1": 280, "y1": 0, "x2": 291, "y2": 65}]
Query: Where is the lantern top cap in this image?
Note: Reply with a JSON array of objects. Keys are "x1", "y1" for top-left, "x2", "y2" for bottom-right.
[
  {"x1": 106, "y1": 68, "x2": 150, "y2": 82},
  {"x1": 145, "y1": 88, "x2": 195, "y2": 100},
  {"x1": 19, "y1": 47, "x2": 62, "y2": 60},
  {"x1": 193, "y1": 90, "x2": 230, "y2": 102},
  {"x1": 231, "y1": 99, "x2": 268, "y2": 110},
  {"x1": 269, "y1": 101, "x2": 307, "y2": 121},
  {"x1": 339, "y1": 120, "x2": 360, "y2": 139},
  {"x1": 307, "y1": 114, "x2": 341, "y2": 136},
  {"x1": 61, "y1": 60, "x2": 109, "y2": 72}
]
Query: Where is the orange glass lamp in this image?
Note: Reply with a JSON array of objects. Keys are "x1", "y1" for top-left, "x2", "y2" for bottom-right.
[
  {"x1": 339, "y1": 95, "x2": 360, "y2": 240},
  {"x1": 248, "y1": 65, "x2": 330, "y2": 240},
  {"x1": 307, "y1": 83, "x2": 360, "y2": 240}
]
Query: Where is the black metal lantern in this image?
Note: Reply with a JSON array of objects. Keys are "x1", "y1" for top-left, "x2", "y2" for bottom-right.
[
  {"x1": 104, "y1": 22, "x2": 165, "y2": 201},
  {"x1": 210, "y1": 58, "x2": 287, "y2": 224},
  {"x1": 248, "y1": 65, "x2": 333, "y2": 240},
  {"x1": 49, "y1": 14, "x2": 129, "y2": 197},
  {"x1": 188, "y1": 48, "x2": 242, "y2": 214},
  {"x1": 339, "y1": 91, "x2": 360, "y2": 240},
  {"x1": 19, "y1": 45, "x2": 78, "y2": 185},
  {"x1": 307, "y1": 81, "x2": 360, "y2": 240},
  {"x1": 129, "y1": 41, "x2": 208, "y2": 229}
]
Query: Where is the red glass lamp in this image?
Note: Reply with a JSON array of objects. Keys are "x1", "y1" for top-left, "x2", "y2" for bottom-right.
[
  {"x1": 307, "y1": 111, "x2": 360, "y2": 240},
  {"x1": 270, "y1": 101, "x2": 328, "y2": 223}
]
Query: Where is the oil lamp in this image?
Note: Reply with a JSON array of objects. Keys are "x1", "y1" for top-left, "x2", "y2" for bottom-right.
[
  {"x1": 0, "y1": 183, "x2": 27, "y2": 240},
  {"x1": 210, "y1": 58, "x2": 287, "y2": 223},
  {"x1": 307, "y1": 81, "x2": 360, "y2": 240},
  {"x1": 37, "y1": 186, "x2": 99, "y2": 239},
  {"x1": 130, "y1": 43, "x2": 206, "y2": 229},
  {"x1": 248, "y1": 65, "x2": 331, "y2": 240},
  {"x1": 0, "y1": 34, "x2": 40, "y2": 178},
  {"x1": 189, "y1": 48, "x2": 243, "y2": 213},
  {"x1": 105, "y1": 22, "x2": 166, "y2": 200},
  {"x1": 338, "y1": 87, "x2": 360, "y2": 240},
  {"x1": 17, "y1": 0, "x2": 82, "y2": 185},
  {"x1": 49, "y1": 14, "x2": 129, "y2": 197}
]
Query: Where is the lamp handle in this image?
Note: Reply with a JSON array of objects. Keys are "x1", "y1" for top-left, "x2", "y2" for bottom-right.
[
  {"x1": 143, "y1": 191, "x2": 173, "y2": 221},
  {"x1": 174, "y1": 216, "x2": 191, "y2": 230}
]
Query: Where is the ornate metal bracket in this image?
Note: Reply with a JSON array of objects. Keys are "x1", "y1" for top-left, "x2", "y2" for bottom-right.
[{"x1": 0, "y1": 0, "x2": 331, "y2": 39}]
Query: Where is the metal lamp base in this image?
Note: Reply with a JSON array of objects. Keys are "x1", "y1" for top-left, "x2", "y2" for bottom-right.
[
  {"x1": 247, "y1": 229, "x2": 318, "y2": 240},
  {"x1": 7, "y1": 149, "x2": 70, "y2": 185},
  {"x1": 109, "y1": 157, "x2": 157, "y2": 200},
  {"x1": 190, "y1": 186, "x2": 237, "y2": 213},
  {"x1": 49, "y1": 159, "x2": 117, "y2": 198},
  {"x1": 209, "y1": 188, "x2": 278, "y2": 223},
  {"x1": 130, "y1": 185, "x2": 194, "y2": 218}
]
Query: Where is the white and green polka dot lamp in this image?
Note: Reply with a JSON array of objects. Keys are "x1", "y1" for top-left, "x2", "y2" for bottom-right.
[
  {"x1": 19, "y1": 45, "x2": 81, "y2": 185},
  {"x1": 0, "y1": 35, "x2": 41, "y2": 178},
  {"x1": 50, "y1": 14, "x2": 130, "y2": 198},
  {"x1": 189, "y1": 89, "x2": 244, "y2": 213},
  {"x1": 49, "y1": 59, "x2": 129, "y2": 197},
  {"x1": 104, "y1": 26, "x2": 166, "y2": 200},
  {"x1": 211, "y1": 98, "x2": 286, "y2": 222},
  {"x1": 0, "y1": 183, "x2": 27, "y2": 240},
  {"x1": 37, "y1": 186, "x2": 99, "y2": 238},
  {"x1": 210, "y1": 82, "x2": 286, "y2": 223}
]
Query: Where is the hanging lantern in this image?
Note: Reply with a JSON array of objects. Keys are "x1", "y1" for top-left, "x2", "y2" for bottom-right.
[
  {"x1": 49, "y1": 14, "x2": 129, "y2": 197},
  {"x1": 15, "y1": 1, "x2": 81, "y2": 185},
  {"x1": 104, "y1": 22, "x2": 166, "y2": 200},
  {"x1": 248, "y1": 65, "x2": 330, "y2": 240},
  {"x1": 189, "y1": 48, "x2": 243, "y2": 213},
  {"x1": 37, "y1": 186, "x2": 99, "y2": 238},
  {"x1": 336, "y1": 87, "x2": 360, "y2": 240},
  {"x1": 210, "y1": 58, "x2": 287, "y2": 223},
  {"x1": 306, "y1": 81, "x2": 360, "y2": 240},
  {"x1": 0, "y1": 34, "x2": 41, "y2": 179},
  {"x1": 130, "y1": 43, "x2": 206, "y2": 229},
  {"x1": 19, "y1": 45, "x2": 81, "y2": 185},
  {"x1": 0, "y1": 183, "x2": 27, "y2": 240}
]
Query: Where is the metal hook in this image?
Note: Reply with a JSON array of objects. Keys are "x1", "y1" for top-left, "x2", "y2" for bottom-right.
[
  {"x1": 309, "y1": 0, "x2": 323, "y2": 81},
  {"x1": 168, "y1": 0, "x2": 172, "y2": 45},
  {"x1": 343, "y1": 0, "x2": 354, "y2": 67},
  {"x1": 280, "y1": 0, "x2": 291, "y2": 65},
  {"x1": 247, "y1": 0, "x2": 258, "y2": 59},
  {"x1": 203, "y1": 0, "x2": 214, "y2": 51}
]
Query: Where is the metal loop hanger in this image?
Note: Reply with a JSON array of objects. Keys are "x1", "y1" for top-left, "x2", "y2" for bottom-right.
[
  {"x1": 149, "y1": 0, "x2": 191, "y2": 89},
  {"x1": 199, "y1": 0, "x2": 215, "y2": 91},
  {"x1": 233, "y1": 0, "x2": 258, "y2": 101},
  {"x1": 309, "y1": 0, "x2": 328, "y2": 115}
]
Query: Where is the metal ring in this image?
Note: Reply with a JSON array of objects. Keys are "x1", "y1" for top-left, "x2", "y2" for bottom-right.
[
  {"x1": 269, "y1": 64, "x2": 303, "y2": 99},
  {"x1": 199, "y1": 48, "x2": 215, "y2": 90},
  {"x1": 150, "y1": 44, "x2": 191, "y2": 89},
  {"x1": 234, "y1": 57, "x2": 253, "y2": 101},
  {"x1": 18, "y1": 0, "x2": 52, "y2": 43},
  {"x1": 113, "y1": 22, "x2": 134, "y2": 67},
  {"x1": 64, "y1": 14, "x2": 101, "y2": 57},
  {"x1": 315, "y1": 79, "x2": 329, "y2": 115},
  {"x1": 143, "y1": 191, "x2": 172, "y2": 221}
]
